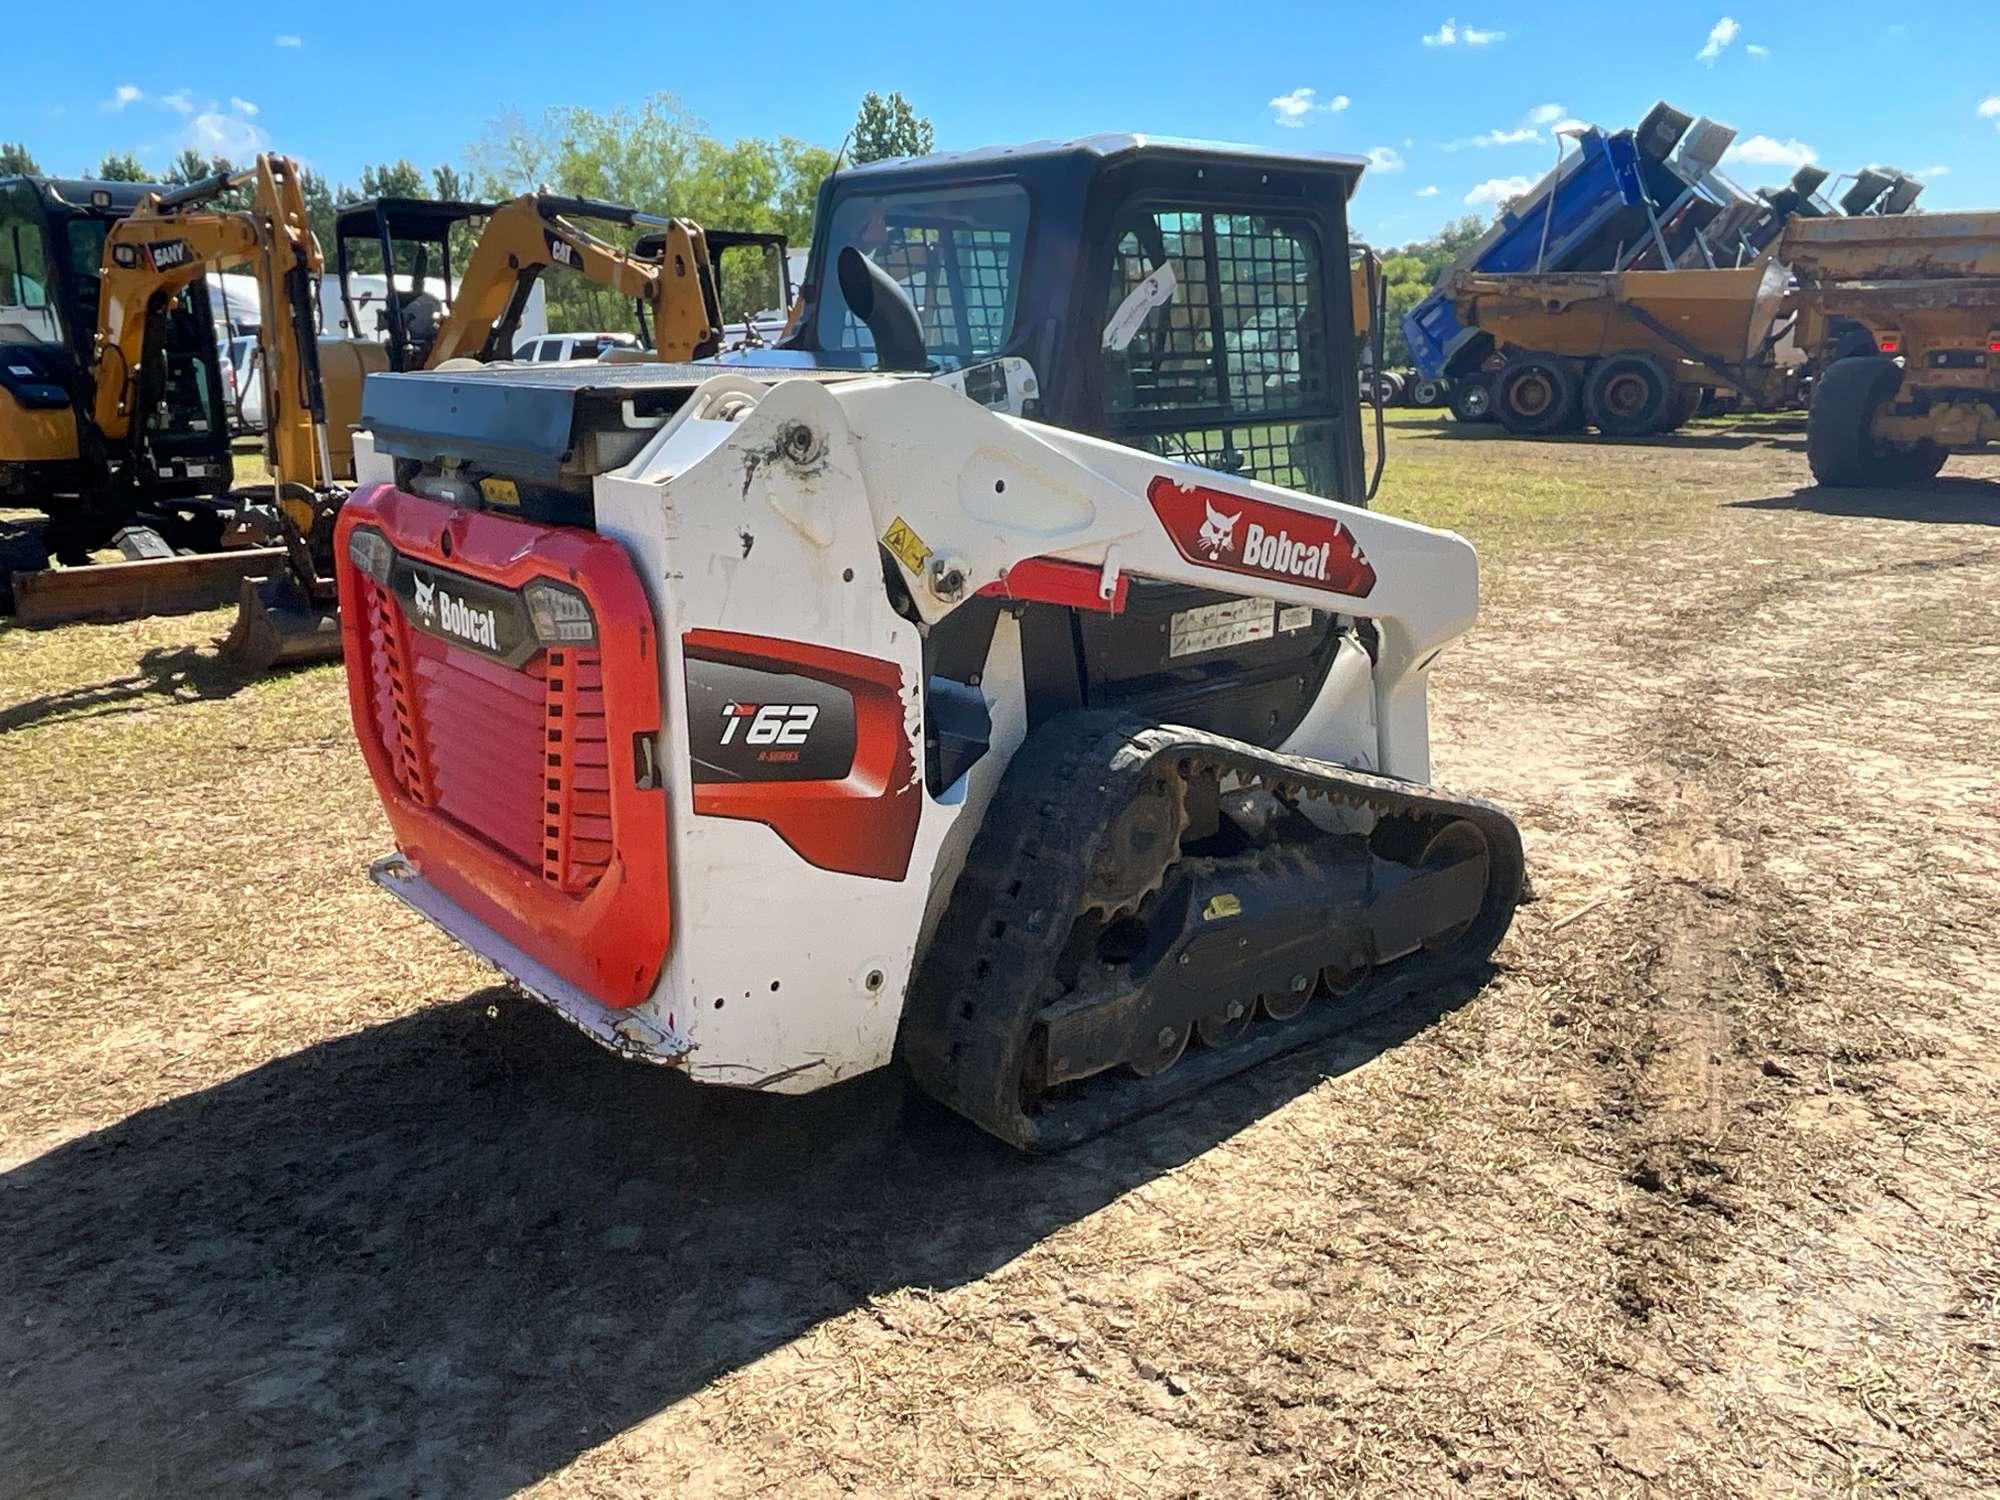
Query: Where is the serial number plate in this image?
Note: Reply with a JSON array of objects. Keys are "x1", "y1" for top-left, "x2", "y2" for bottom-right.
[{"x1": 1169, "y1": 597, "x2": 1275, "y2": 658}]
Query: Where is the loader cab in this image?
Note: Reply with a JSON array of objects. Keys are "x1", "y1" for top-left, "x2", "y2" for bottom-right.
[
  {"x1": 632, "y1": 227, "x2": 794, "y2": 351},
  {"x1": 781, "y1": 137, "x2": 1372, "y2": 752},
  {"x1": 0, "y1": 176, "x2": 229, "y2": 513},
  {"x1": 783, "y1": 136, "x2": 1370, "y2": 507}
]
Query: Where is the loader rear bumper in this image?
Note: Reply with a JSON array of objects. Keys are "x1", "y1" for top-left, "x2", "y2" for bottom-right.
[{"x1": 370, "y1": 854, "x2": 692, "y2": 1063}]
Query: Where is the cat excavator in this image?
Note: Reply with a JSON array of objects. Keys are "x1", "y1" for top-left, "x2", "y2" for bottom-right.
[{"x1": 222, "y1": 191, "x2": 729, "y2": 667}]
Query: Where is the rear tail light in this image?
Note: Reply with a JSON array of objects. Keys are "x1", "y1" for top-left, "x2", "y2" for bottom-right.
[
  {"x1": 1877, "y1": 335, "x2": 1901, "y2": 355},
  {"x1": 524, "y1": 578, "x2": 597, "y2": 645},
  {"x1": 347, "y1": 525, "x2": 393, "y2": 584}
]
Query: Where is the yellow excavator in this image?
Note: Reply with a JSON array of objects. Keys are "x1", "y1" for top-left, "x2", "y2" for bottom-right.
[
  {"x1": 224, "y1": 190, "x2": 731, "y2": 666},
  {"x1": 1, "y1": 155, "x2": 360, "y2": 624}
]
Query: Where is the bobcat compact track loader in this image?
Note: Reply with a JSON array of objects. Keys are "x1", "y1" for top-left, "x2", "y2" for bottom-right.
[{"x1": 334, "y1": 137, "x2": 1524, "y2": 1149}]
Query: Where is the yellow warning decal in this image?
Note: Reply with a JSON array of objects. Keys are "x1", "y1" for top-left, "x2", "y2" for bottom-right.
[
  {"x1": 479, "y1": 476, "x2": 522, "y2": 510},
  {"x1": 1202, "y1": 893, "x2": 1242, "y2": 921},
  {"x1": 881, "y1": 515, "x2": 932, "y2": 575}
]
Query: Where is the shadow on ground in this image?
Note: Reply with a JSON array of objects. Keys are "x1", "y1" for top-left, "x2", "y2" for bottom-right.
[
  {"x1": 1396, "y1": 415, "x2": 1807, "y2": 453},
  {"x1": 0, "y1": 975, "x2": 1488, "y2": 1498},
  {"x1": 1732, "y1": 477, "x2": 2000, "y2": 525},
  {"x1": 0, "y1": 646, "x2": 263, "y2": 734}
]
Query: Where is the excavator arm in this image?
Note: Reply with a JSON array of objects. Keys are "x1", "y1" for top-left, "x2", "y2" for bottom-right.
[
  {"x1": 94, "y1": 155, "x2": 328, "y2": 490},
  {"x1": 425, "y1": 194, "x2": 723, "y2": 365}
]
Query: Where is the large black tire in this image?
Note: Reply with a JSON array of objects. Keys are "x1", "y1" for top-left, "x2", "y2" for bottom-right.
[
  {"x1": 1494, "y1": 352, "x2": 1583, "y2": 436},
  {"x1": 1807, "y1": 355, "x2": 1943, "y2": 488},
  {"x1": 1364, "y1": 371, "x2": 1398, "y2": 407},
  {"x1": 1447, "y1": 377, "x2": 1494, "y2": 424},
  {"x1": 1583, "y1": 352, "x2": 1676, "y2": 437},
  {"x1": 1408, "y1": 376, "x2": 1445, "y2": 408},
  {"x1": 1660, "y1": 384, "x2": 1704, "y2": 432}
]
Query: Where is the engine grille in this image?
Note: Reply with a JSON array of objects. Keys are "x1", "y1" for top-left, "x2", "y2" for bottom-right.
[{"x1": 358, "y1": 576, "x2": 610, "y2": 895}]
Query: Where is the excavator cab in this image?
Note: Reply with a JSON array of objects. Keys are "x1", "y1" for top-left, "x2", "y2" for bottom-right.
[
  {"x1": 1, "y1": 175, "x2": 231, "y2": 568},
  {"x1": 332, "y1": 198, "x2": 501, "y2": 372}
]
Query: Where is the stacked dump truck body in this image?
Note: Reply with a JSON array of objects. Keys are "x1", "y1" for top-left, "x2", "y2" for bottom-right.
[{"x1": 1401, "y1": 101, "x2": 1925, "y2": 436}]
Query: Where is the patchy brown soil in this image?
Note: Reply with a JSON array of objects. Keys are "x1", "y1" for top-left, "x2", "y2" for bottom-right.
[{"x1": 3, "y1": 419, "x2": 1997, "y2": 1497}]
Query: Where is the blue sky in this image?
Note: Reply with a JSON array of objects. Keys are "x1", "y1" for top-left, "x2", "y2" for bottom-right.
[{"x1": 7, "y1": 4, "x2": 1993, "y2": 246}]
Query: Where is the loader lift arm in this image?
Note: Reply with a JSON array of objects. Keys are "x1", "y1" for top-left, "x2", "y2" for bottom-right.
[{"x1": 424, "y1": 193, "x2": 724, "y2": 365}]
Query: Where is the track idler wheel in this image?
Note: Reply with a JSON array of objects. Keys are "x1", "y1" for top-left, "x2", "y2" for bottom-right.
[
  {"x1": 1128, "y1": 1022, "x2": 1192, "y2": 1077},
  {"x1": 1195, "y1": 996, "x2": 1252, "y2": 1049},
  {"x1": 1418, "y1": 819, "x2": 1491, "y2": 950},
  {"x1": 1258, "y1": 974, "x2": 1317, "y2": 1023}
]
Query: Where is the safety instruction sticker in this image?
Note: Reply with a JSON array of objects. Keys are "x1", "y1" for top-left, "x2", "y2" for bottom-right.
[
  {"x1": 881, "y1": 516, "x2": 932, "y2": 575},
  {"x1": 479, "y1": 477, "x2": 522, "y2": 510},
  {"x1": 1169, "y1": 597, "x2": 1274, "y2": 658},
  {"x1": 1102, "y1": 262, "x2": 1178, "y2": 352}
]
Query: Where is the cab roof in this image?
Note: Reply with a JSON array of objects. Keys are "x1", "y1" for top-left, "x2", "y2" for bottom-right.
[
  {"x1": 838, "y1": 134, "x2": 1369, "y2": 196},
  {"x1": 0, "y1": 176, "x2": 161, "y2": 213},
  {"x1": 334, "y1": 197, "x2": 496, "y2": 239}
]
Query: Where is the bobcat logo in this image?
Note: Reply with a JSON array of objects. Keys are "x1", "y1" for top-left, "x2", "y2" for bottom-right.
[
  {"x1": 1197, "y1": 499, "x2": 1241, "y2": 560},
  {"x1": 411, "y1": 573, "x2": 437, "y2": 623}
]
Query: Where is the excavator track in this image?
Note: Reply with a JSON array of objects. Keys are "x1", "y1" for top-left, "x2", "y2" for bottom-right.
[{"x1": 902, "y1": 712, "x2": 1525, "y2": 1151}]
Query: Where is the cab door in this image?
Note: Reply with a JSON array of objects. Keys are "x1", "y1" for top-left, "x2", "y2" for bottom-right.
[{"x1": 1069, "y1": 196, "x2": 1352, "y2": 747}]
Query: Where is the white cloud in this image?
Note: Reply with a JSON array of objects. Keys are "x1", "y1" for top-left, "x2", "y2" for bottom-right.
[
  {"x1": 190, "y1": 110, "x2": 267, "y2": 157},
  {"x1": 1914, "y1": 165, "x2": 1949, "y2": 180},
  {"x1": 1268, "y1": 87, "x2": 1350, "y2": 127},
  {"x1": 274, "y1": 34, "x2": 302, "y2": 47},
  {"x1": 1553, "y1": 118, "x2": 1587, "y2": 135},
  {"x1": 1416, "y1": 184, "x2": 1440, "y2": 198},
  {"x1": 1465, "y1": 175, "x2": 1534, "y2": 207},
  {"x1": 229, "y1": 96, "x2": 259, "y2": 116},
  {"x1": 1697, "y1": 16, "x2": 1740, "y2": 66},
  {"x1": 1445, "y1": 126, "x2": 1541, "y2": 150},
  {"x1": 1982, "y1": 97, "x2": 2000, "y2": 130},
  {"x1": 160, "y1": 87, "x2": 196, "y2": 116},
  {"x1": 1745, "y1": 42, "x2": 1770, "y2": 58},
  {"x1": 1728, "y1": 134, "x2": 1824, "y2": 170},
  {"x1": 1723, "y1": 134, "x2": 1818, "y2": 170},
  {"x1": 1366, "y1": 146, "x2": 1406, "y2": 172},
  {"x1": 1526, "y1": 103, "x2": 1564, "y2": 126},
  {"x1": 109, "y1": 84, "x2": 143, "y2": 110},
  {"x1": 1423, "y1": 16, "x2": 1507, "y2": 46}
]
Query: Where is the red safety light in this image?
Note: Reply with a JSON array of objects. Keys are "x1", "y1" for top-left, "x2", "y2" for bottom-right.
[
  {"x1": 1987, "y1": 339, "x2": 2000, "y2": 355},
  {"x1": 1877, "y1": 337, "x2": 1900, "y2": 354}
]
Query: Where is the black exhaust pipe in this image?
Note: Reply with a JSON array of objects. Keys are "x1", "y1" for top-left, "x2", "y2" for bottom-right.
[{"x1": 836, "y1": 245, "x2": 929, "y2": 371}]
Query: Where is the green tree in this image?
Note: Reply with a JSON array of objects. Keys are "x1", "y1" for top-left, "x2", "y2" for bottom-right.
[
  {"x1": 95, "y1": 151, "x2": 149, "y2": 182},
  {"x1": 300, "y1": 167, "x2": 338, "y2": 254},
  {"x1": 469, "y1": 94, "x2": 836, "y2": 334},
  {"x1": 0, "y1": 142, "x2": 40, "y2": 176},
  {"x1": 849, "y1": 91, "x2": 933, "y2": 165},
  {"x1": 359, "y1": 160, "x2": 427, "y2": 200},
  {"x1": 431, "y1": 164, "x2": 471, "y2": 203}
]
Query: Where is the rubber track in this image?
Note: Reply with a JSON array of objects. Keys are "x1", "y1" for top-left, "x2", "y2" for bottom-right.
[{"x1": 901, "y1": 711, "x2": 1526, "y2": 1151}]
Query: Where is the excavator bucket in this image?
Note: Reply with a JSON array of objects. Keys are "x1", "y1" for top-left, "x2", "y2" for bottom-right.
[{"x1": 218, "y1": 573, "x2": 342, "y2": 671}]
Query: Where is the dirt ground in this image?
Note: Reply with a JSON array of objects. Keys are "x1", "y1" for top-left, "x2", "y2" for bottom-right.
[{"x1": 3, "y1": 416, "x2": 1997, "y2": 1497}]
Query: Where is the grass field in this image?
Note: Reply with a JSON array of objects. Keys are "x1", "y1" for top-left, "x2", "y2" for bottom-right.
[{"x1": 3, "y1": 413, "x2": 1997, "y2": 1496}]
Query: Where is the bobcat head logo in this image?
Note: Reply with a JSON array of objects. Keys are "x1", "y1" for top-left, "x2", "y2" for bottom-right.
[
  {"x1": 412, "y1": 573, "x2": 436, "y2": 623},
  {"x1": 1197, "y1": 499, "x2": 1241, "y2": 560}
]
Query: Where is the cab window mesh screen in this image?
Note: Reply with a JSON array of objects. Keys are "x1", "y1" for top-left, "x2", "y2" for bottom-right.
[{"x1": 1102, "y1": 209, "x2": 1339, "y2": 496}]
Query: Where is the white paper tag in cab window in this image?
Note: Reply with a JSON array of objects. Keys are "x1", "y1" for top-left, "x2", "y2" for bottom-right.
[
  {"x1": 1170, "y1": 597, "x2": 1274, "y2": 658},
  {"x1": 1102, "y1": 262, "x2": 1177, "y2": 352}
]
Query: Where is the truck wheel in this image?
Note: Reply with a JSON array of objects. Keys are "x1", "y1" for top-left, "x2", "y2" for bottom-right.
[
  {"x1": 1409, "y1": 377, "x2": 1444, "y2": 408},
  {"x1": 1583, "y1": 353, "x2": 1675, "y2": 437},
  {"x1": 1807, "y1": 355, "x2": 1914, "y2": 487},
  {"x1": 1447, "y1": 378, "x2": 1494, "y2": 424},
  {"x1": 1661, "y1": 385, "x2": 1704, "y2": 432},
  {"x1": 1494, "y1": 353, "x2": 1582, "y2": 436},
  {"x1": 1365, "y1": 372, "x2": 1399, "y2": 407},
  {"x1": 1383, "y1": 371, "x2": 1408, "y2": 406}
]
